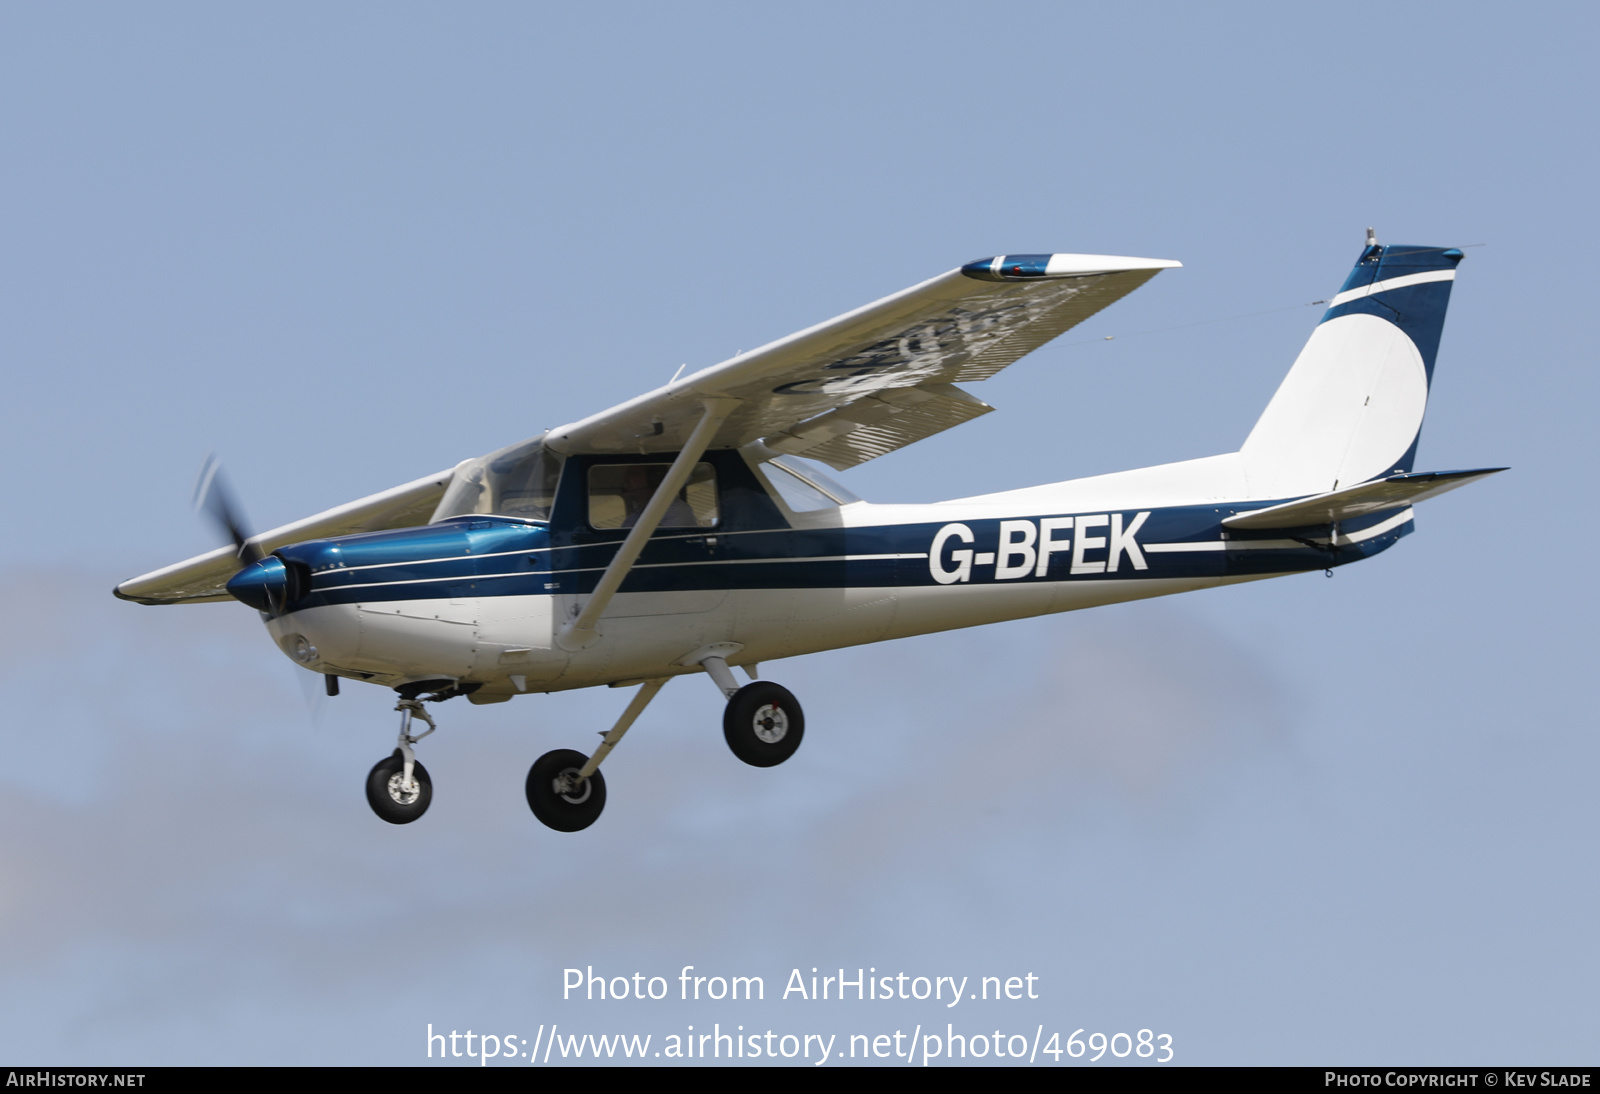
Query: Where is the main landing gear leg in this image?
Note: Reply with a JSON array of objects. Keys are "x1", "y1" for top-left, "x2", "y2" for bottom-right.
[
  {"x1": 365, "y1": 698, "x2": 437, "y2": 825},
  {"x1": 686, "y1": 646, "x2": 805, "y2": 768},
  {"x1": 526, "y1": 677, "x2": 670, "y2": 832}
]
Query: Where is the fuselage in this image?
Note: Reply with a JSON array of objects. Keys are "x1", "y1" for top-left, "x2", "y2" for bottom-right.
[{"x1": 240, "y1": 447, "x2": 1410, "y2": 701}]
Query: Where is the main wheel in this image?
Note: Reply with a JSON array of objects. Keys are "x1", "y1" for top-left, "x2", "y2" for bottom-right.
[
  {"x1": 723, "y1": 681, "x2": 804, "y2": 767},
  {"x1": 366, "y1": 749, "x2": 433, "y2": 824},
  {"x1": 525, "y1": 749, "x2": 607, "y2": 832}
]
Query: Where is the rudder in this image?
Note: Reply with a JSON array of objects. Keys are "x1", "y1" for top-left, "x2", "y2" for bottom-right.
[{"x1": 1240, "y1": 236, "x2": 1463, "y2": 500}]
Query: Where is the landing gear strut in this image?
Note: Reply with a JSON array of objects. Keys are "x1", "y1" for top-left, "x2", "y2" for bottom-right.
[
  {"x1": 520, "y1": 646, "x2": 807, "y2": 832},
  {"x1": 365, "y1": 697, "x2": 437, "y2": 824},
  {"x1": 526, "y1": 677, "x2": 669, "y2": 832}
]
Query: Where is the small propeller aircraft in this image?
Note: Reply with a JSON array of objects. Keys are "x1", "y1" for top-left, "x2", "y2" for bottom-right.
[{"x1": 116, "y1": 232, "x2": 1502, "y2": 831}]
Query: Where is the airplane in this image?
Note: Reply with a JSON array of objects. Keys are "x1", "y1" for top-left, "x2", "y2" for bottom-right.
[{"x1": 115, "y1": 231, "x2": 1502, "y2": 832}]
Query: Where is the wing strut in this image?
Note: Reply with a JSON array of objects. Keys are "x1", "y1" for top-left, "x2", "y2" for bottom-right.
[{"x1": 557, "y1": 398, "x2": 738, "y2": 651}]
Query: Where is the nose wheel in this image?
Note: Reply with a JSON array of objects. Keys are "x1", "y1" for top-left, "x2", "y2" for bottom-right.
[
  {"x1": 366, "y1": 750, "x2": 433, "y2": 823},
  {"x1": 366, "y1": 696, "x2": 438, "y2": 824}
]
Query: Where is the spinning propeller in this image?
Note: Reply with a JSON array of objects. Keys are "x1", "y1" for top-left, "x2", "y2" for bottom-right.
[
  {"x1": 193, "y1": 452, "x2": 263, "y2": 566},
  {"x1": 193, "y1": 453, "x2": 310, "y2": 615},
  {"x1": 195, "y1": 453, "x2": 335, "y2": 702}
]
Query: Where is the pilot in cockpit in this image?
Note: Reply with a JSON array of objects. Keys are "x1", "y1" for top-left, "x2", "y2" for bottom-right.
[{"x1": 618, "y1": 465, "x2": 697, "y2": 529}]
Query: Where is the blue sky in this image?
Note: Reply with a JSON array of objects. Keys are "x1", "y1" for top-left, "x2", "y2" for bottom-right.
[{"x1": 1, "y1": 2, "x2": 1594, "y2": 1065}]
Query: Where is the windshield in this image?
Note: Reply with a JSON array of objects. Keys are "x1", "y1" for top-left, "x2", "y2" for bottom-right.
[{"x1": 431, "y1": 438, "x2": 564, "y2": 522}]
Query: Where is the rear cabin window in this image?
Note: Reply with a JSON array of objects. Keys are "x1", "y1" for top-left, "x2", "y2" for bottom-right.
[
  {"x1": 755, "y1": 456, "x2": 861, "y2": 512},
  {"x1": 587, "y1": 463, "x2": 719, "y2": 530}
]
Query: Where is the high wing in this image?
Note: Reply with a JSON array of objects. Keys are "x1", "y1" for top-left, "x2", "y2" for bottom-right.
[
  {"x1": 547, "y1": 253, "x2": 1180, "y2": 469},
  {"x1": 114, "y1": 469, "x2": 453, "y2": 604},
  {"x1": 117, "y1": 252, "x2": 1176, "y2": 606}
]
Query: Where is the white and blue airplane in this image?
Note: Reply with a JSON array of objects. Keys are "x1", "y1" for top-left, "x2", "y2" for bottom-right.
[{"x1": 116, "y1": 232, "x2": 1501, "y2": 831}]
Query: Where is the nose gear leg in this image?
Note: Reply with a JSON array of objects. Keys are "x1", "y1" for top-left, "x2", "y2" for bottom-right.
[
  {"x1": 395, "y1": 698, "x2": 437, "y2": 796},
  {"x1": 364, "y1": 696, "x2": 441, "y2": 825}
]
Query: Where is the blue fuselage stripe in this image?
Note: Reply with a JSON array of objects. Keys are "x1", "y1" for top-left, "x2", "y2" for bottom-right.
[{"x1": 269, "y1": 502, "x2": 1413, "y2": 614}]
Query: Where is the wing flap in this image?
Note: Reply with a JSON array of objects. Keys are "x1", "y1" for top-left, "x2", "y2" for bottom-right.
[
  {"x1": 765, "y1": 382, "x2": 993, "y2": 469},
  {"x1": 115, "y1": 468, "x2": 455, "y2": 604},
  {"x1": 1221, "y1": 468, "x2": 1506, "y2": 530}
]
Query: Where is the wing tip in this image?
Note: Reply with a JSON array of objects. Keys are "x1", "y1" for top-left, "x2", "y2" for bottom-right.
[
  {"x1": 112, "y1": 583, "x2": 162, "y2": 605},
  {"x1": 961, "y1": 253, "x2": 1182, "y2": 281}
]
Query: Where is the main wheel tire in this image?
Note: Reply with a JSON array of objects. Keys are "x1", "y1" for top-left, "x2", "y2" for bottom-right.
[
  {"x1": 525, "y1": 748, "x2": 607, "y2": 832},
  {"x1": 365, "y1": 749, "x2": 433, "y2": 824},
  {"x1": 723, "y1": 681, "x2": 804, "y2": 767}
]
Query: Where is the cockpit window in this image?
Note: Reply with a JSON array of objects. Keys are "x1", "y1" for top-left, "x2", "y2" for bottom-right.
[
  {"x1": 588, "y1": 463, "x2": 719, "y2": 530},
  {"x1": 431, "y1": 439, "x2": 564, "y2": 522},
  {"x1": 756, "y1": 455, "x2": 861, "y2": 512}
]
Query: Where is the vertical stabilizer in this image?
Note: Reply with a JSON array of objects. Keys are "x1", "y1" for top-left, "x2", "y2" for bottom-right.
[{"x1": 1239, "y1": 239, "x2": 1463, "y2": 499}]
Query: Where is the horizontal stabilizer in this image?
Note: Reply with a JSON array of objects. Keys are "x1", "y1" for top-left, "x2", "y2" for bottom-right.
[{"x1": 1222, "y1": 468, "x2": 1506, "y2": 530}]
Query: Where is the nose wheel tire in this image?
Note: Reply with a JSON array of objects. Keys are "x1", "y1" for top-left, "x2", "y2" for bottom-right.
[
  {"x1": 723, "y1": 681, "x2": 804, "y2": 767},
  {"x1": 366, "y1": 749, "x2": 433, "y2": 824},
  {"x1": 526, "y1": 748, "x2": 607, "y2": 832}
]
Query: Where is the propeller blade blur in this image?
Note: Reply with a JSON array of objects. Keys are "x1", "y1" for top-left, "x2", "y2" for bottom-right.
[{"x1": 193, "y1": 453, "x2": 263, "y2": 566}]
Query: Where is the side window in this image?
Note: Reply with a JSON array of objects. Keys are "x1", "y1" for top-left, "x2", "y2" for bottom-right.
[
  {"x1": 755, "y1": 456, "x2": 861, "y2": 512},
  {"x1": 587, "y1": 463, "x2": 719, "y2": 531},
  {"x1": 758, "y1": 461, "x2": 835, "y2": 512}
]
